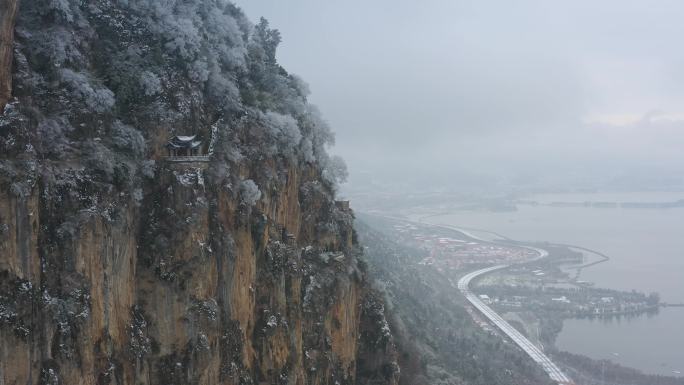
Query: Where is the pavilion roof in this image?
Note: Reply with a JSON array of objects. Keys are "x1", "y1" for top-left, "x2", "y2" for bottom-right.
[{"x1": 166, "y1": 135, "x2": 202, "y2": 149}]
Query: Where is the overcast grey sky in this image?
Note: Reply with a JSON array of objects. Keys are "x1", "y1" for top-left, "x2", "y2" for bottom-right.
[{"x1": 236, "y1": 1, "x2": 684, "y2": 191}]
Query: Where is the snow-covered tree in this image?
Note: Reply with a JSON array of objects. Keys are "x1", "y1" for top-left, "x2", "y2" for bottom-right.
[{"x1": 239, "y1": 179, "x2": 261, "y2": 206}]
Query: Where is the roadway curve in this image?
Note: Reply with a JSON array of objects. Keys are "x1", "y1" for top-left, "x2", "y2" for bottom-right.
[
  {"x1": 366, "y1": 214, "x2": 574, "y2": 383},
  {"x1": 458, "y1": 265, "x2": 574, "y2": 385}
]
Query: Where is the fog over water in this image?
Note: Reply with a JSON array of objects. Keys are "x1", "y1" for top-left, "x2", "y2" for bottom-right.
[
  {"x1": 425, "y1": 191, "x2": 684, "y2": 377},
  {"x1": 237, "y1": 1, "x2": 684, "y2": 193},
  {"x1": 430, "y1": 192, "x2": 684, "y2": 303}
]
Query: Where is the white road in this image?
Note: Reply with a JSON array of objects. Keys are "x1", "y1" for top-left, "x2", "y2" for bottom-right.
[
  {"x1": 367, "y1": 214, "x2": 574, "y2": 383},
  {"x1": 458, "y1": 265, "x2": 574, "y2": 385}
]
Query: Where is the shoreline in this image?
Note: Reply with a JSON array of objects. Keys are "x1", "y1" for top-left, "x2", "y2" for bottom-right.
[
  {"x1": 419, "y1": 212, "x2": 612, "y2": 281},
  {"x1": 366, "y1": 212, "x2": 682, "y2": 381}
]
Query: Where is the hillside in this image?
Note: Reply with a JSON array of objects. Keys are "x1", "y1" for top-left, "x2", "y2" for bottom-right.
[
  {"x1": 0, "y1": 1, "x2": 397, "y2": 384},
  {"x1": 356, "y1": 215, "x2": 555, "y2": 385}
]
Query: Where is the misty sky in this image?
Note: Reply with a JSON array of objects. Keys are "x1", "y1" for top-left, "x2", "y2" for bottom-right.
[{"x1": 236, "y1": 1, "x2": 684, "y2": 191}]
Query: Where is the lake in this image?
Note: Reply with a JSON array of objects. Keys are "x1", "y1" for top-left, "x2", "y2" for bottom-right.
[{"x1": 421, "y1": 192, "x2": 684, "y2": 377}]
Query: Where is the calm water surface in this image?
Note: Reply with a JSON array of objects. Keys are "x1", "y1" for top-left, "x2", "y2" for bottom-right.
[{"x1": 426, "y1": 192, "x2": 684, "y2": 377}]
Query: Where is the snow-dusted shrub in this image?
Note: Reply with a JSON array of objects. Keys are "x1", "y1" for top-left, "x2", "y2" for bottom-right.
[
  {"x1": 39, "y1": 0, "x2": 76, "y2": 22},
  {"x1": 9, "y1": 182, "x2": 28, "y2": 198},
  {"x1": 36, "y1": 118, "x2": 73, "y2": 157},
  {"x1": 82, "y1": 140, "x2": 115, "y2": 181},
  {"x1": 322, "y1": 155, "x2": 348, "y2": 187},
  {"x1": 59, "y1": 69, "x2": 115, "y2": 113},
  {"x1": 300, "y1": 137, "x2": 315, "y2": 163},
  {"x1": 263, "y1": 111, "x2": 301, "y2": 157},
  {"x1": 139, "y1": 71, "x2": 162, "y2": 96},
  {"x1": 32, "y1": 27, "x2": 84, "y2": 68},
  {"x1": 298, "y1": 105, "x2": 336, "y2": 165},
  {"x1": 207, "y1": 67, "x2": 240, "y2": 110},
  {"x1": 132, "y1": 188, "x2": 144, "y2": 206},
  {"x1": 208, "y1": 162, "x2": 230, "y2": 187},
  {"x1": 188, "y1": 60, "x2": 210, "y2": 83},
  {"x1": 110, "y1": 121, "x2": 146, "y2": 157},
  {"x1": 290, "y1": 74, "x2": 310, "y2": 98},
  {"x1": 140, "y1": 160, "x2": 156, "y2": 179},
  {"x1": 239, "y1": 179, "x2": 261, "y2": 206}
]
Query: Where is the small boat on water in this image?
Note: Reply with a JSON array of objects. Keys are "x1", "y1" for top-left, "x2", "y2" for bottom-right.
[{"x1": 673, "y1": 370, "x2": 681, "y2": 375}]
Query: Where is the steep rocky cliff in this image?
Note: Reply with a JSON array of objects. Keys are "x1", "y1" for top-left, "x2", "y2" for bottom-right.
[
  {"x1": 0, "y1": 1, "x2": 398, "y2": 384},
  {"x1": 0, "y1": 0, "x2": 17, "y2": 111}
]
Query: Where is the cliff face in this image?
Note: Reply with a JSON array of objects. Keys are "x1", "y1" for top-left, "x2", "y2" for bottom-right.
[
  {"x1": 0, "y1": 2, "x2": 398, "y2": 385},
  {"x1": 0, "y1": 0, "x2": 17, "y2": 111}
]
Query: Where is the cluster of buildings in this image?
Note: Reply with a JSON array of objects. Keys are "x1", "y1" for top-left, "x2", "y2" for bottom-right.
[
  {"x1": 487, "y1": 290, "x2": 657, "y2": 317},
  {"x1": 391, "y1": 223, "x2": 536, "y2": 271},
  {"x1": 479, "y1": 294, "x2": 525, "y2": 308}
]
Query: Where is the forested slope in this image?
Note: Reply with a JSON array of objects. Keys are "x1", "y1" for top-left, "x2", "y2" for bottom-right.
[
  {"x1": 357, "y1": 216, "x2": 554, "y2": 385},
  {"x1": 0, "y1": 2, "x2": 396, "y2": 384}
]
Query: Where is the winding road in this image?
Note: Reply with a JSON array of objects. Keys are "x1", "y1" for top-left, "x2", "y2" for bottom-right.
[
  {"x1": 366, "y1": 214, "x2": 576, "y2": 383},
  {"x1": 443, "y1": 224, "x2": 574, "y2": 383},
  {"x1": 457, "y1": 261, "x2": 574, "y2": 385}
]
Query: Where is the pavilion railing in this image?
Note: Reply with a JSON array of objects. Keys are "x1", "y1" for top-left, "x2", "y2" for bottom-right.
[{"x1": 163, "y1": 155, "x2": 210, "y2": 163}]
